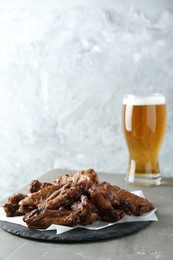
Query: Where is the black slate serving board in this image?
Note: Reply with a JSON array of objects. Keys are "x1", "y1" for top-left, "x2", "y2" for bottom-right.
[{"x1": 0, "y1": 220, "x2": 151, "y2": 242}]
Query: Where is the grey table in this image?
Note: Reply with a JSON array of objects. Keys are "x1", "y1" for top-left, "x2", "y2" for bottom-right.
[{"x1": 0, "y1": 169, "x2": 173, "y2": 260}]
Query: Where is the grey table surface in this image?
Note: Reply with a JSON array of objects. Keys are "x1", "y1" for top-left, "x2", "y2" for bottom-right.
[{"x1": 0, "y1": 169, "x2": 173, "y2": 260}]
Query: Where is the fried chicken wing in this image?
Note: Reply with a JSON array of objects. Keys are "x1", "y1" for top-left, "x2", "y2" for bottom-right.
[
  {"x1": 19, "y1": 184, "x2": 61, "y2": 206},
  {"x1": 112, "y1": 185, "x2": 154, "y2": 215},
  {"x1": 38, "y1": 183, "x2": 85, "y2": 210},
  {"x1": 23, "y1": 196, "x2": 99, "y2": 229},
  {"x1": 89, "y1": 182, "x2": 153, "y2": 216},
  {"x1": 3, "y1": 193, "x2": 26, "y2": 217}
]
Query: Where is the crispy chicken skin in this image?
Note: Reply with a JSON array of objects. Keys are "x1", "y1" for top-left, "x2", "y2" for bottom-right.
[
  {"x1": 112, "y1": 185, "x2": 154, "y2": 216},
  {"x1": 89, "y1": 182, "x2": 153, "y2": 216},
  {"x1": 3, "y1": 193, "x2": 26, "y2": 217},
  {"x1": 3, "y1": 169, "x2": 154, "y2": 229}
]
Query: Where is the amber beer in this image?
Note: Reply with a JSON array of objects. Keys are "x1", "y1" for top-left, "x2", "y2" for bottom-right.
[{"x1": 122, "y1": 94, "x2": 166, "y2": 186}]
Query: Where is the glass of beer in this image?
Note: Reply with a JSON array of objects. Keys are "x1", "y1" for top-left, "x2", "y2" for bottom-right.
[{"x1": 122, "y1": 94, "x2": 167, "y2": 186}]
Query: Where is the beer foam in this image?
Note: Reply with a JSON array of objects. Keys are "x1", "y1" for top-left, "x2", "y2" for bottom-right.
[{"x1": 123, "y1": 94, "x2": 166, "y2": 106}]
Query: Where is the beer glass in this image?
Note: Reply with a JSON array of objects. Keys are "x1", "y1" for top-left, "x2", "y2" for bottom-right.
[{"x1": 122, "y1": 94, "x2": 167, "y2": 186}]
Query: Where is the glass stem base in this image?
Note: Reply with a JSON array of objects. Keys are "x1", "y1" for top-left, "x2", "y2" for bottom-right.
[{"x1": 126, "y1": 173, "x2": 161, "y2": 186}]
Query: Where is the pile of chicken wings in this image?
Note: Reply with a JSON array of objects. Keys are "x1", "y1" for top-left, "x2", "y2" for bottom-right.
[{"x1": 3, "y1": 169, "x2": 154, "y2": 229}]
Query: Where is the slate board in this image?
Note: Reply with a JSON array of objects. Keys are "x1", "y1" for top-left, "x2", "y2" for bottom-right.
[{"x1": 0, "y1": 220, "x2": 152, "y2": 242}]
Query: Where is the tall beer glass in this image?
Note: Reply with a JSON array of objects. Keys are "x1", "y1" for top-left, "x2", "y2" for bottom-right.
[{"x1": 122, "y1": 94, "x2": 167, "y2": 186}]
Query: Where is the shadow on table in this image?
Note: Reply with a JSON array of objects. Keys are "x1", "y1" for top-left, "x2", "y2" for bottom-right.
[{"x1": 161, "y1": 177, "x2": 173, "y2": 186}]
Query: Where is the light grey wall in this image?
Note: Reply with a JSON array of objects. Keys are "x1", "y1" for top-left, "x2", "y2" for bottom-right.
[{"x1": 0, "y1": 0, "x2": 173, "y2": 198}]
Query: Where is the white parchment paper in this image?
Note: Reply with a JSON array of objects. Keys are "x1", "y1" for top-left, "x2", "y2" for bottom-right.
[{"x1": 0, "y1": 190, "x2": 158, "y2": 235}]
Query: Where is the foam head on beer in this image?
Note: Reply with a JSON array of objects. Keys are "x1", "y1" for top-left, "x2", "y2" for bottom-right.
[{"x1": 123, "y1": 94, "x2": 166, "y2": 106}]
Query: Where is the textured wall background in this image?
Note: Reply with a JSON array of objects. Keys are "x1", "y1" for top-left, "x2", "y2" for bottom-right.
[{"x1": 0, "y1": 0, "x2": 173, "y2": 199}]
